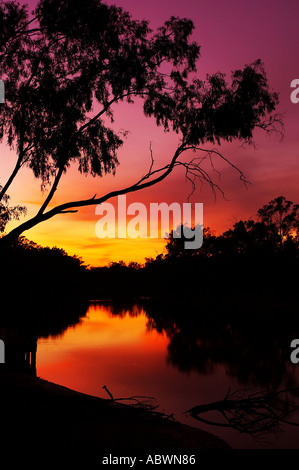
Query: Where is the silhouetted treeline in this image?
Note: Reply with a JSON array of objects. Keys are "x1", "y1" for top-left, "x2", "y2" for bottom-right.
[
  {"x1": 1, "y1": 197, "x2": 299, "y2": 388},
  {"x1": 1, "y1": 196, "x2": 299, "y2": 305},
  {"x1": 87, "y1": 197, "x2": 299, "y2": 301},
  {"x1": 0, "y1": 236, "x2": 88, "y2": 307}
]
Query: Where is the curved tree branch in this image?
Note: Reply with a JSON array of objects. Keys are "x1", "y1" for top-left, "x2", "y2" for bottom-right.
[
  {"x1": 0, "y1": 144, "x2": 185, "y2": 245},
  {"x1": 0, "y1": 144, "x2": 254, "y2": 245}
]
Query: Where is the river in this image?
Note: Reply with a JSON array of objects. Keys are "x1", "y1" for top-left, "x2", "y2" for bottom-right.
[{"x1": 35, "y1": 300, "x2": 299, "y2": 449}]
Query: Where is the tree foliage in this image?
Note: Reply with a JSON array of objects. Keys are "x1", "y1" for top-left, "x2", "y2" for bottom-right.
[
  {"x1": 257, "y1": 196, "x2": 299, "y2": 241},
  {"x1": 163, "y1": 196, "x2": 299, "y2": 259},
  {"x1": 0, "y1": 0, "x2": 282, "y2": 244},
  {"x1": 0, "y1": 185, "x2": 26, "y2": 233}
]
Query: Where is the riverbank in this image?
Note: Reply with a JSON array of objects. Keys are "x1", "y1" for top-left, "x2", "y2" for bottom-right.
[{"x1": 0, "y1": 369, "x2": 230, "y2": 466}]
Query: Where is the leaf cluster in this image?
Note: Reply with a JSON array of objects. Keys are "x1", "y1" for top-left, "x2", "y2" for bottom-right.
[{"x1": 0, "y1": 0, "x2": 281, "y2": 190}]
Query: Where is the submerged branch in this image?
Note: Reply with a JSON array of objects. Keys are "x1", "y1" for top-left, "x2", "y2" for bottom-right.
[
  {"x1": 185, "y1": 387, "x2": 299, "y2": 438},
  {"x1": 102, "y1": 385, "x2": 175, "y2": 421}
]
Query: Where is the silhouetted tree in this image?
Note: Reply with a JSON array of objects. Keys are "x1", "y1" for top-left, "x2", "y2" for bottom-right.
[
  {"x1": 163, "y1": 197, "x2": 299, "y2": 260},
  {"x1": 0, "y1": 236, "x2": 87, "y2": 304},
  {"x1": 0, "y1": 0, "x2": 282, "y2": 246},
  {"x1": 257, "y1": 196, "x2": 299, "y2": 246},
  {"x1": 220, "y1": 219, "x2": 280, "y2": 256},
  {"x1": 164, "y1": 224, "x2": 210, "y2": 258}
]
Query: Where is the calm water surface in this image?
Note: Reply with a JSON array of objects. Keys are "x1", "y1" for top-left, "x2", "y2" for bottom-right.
[{"x1": 36, "y1": 301, "x2": 299, "y2": 449}]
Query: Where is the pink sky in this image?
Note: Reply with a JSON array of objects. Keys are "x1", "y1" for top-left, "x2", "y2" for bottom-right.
[{"x1": 2, "y1": 0, "x2": 299, "y2": 265}]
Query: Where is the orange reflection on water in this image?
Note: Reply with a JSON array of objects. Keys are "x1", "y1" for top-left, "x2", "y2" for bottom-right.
[
  {"x1": 37, "y1": 303, "x2": 169, "y2": 398},
  {"x1": 36, "y1": 302, "x2": 299, "y2": 450}
]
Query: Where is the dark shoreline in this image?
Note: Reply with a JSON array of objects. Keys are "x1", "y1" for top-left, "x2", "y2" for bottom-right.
[{"x1": 0, "y1": 369, "x2": 230, "y2": 465}]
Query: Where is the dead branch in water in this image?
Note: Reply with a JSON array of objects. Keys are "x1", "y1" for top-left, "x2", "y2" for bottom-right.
[
  {"x1": 102, "y1": 385, "x2": 175, "y2": 421},
  {"x1": 185, "y1": 387, "x2": 299, "y2": 438}
]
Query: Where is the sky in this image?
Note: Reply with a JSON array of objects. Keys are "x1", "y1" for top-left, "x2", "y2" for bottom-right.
[{"x1": 2, "y1": 0, "x2": 299, "y2": 266}]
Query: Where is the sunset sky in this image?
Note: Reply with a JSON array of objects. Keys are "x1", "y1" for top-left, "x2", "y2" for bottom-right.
[{"x1": 2, "y1": 0, "x2": 299, "y2": 266}]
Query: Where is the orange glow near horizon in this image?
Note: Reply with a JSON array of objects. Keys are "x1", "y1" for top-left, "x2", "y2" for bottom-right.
[{"x1": 2, "y1": 0, "x2": 299, "y2": 266}]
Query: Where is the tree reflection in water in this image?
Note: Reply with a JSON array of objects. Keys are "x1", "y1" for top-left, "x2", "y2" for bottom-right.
[
  {"x1": 0, "y1": 298, "x2": 89, "y2": 374},
  {"x1": 105, "y1": 298, "x2": 299, "y2": 390},
  {"x1": 2, "y1": 296, "x2": 299, "y2": 439},
  {"x1": 103, "y1": 297, "x2": 299, "y2": 437}
]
